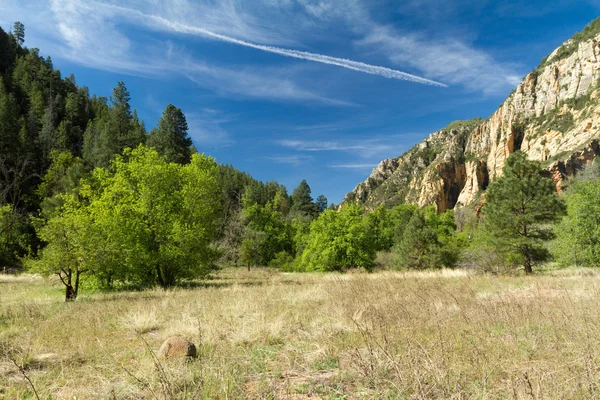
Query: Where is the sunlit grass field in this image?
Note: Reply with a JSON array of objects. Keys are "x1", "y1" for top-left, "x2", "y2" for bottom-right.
[{"x1": 2, "y1": 268, "x2": 600, "y2": 399}]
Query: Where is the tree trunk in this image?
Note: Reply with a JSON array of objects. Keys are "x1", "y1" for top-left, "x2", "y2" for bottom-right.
[
  {"x1": 65, "y1": 271, "x2": 76, "y2": 301},
  {"x1": 524, "y1": 258, "x2": 533, "y2": 274},
  {"x1": 74, "y1": 270, "x2": 81, "y2": 300},
  {"x1": 156, "y1": 265, "x2": 165, "y2": 287}
]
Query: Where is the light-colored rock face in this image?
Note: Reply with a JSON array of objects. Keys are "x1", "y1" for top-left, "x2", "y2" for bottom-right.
[
  {"x1": 459, "y1": 32, "x2": 600, "y2": 206},
  {"x1": 158, "y1": 336, "x2": 197, "y2": 359},
  {"x1": 344, "y1": 23, "x2": 600, "y2": 212},
  {"x1": 344, "y1": 120, "x2": 479, "y2": 212}
]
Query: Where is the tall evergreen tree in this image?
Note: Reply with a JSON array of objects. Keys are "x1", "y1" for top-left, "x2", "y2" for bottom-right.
[
  {"x1": 393, "y1": 212, "x2": 441, "y2": 270},
  {"x1": 315, "y1": 194, "x2": 328, "y2": 213},
  {"x1": 147, "y1": 104, "x2": 192, "y2": 164},
  {"x1": 13, "y1": 22, "x2": 24, "y2": 46},
  {"x1": 291, "y1": 179, "x2": 316, "y2": 217},
  {"x1": 483, "y1": 152, "x2": 566, "y2": 273},
  {"x1": 94, "y1": 82, "x2": 145, "y2": 166}
]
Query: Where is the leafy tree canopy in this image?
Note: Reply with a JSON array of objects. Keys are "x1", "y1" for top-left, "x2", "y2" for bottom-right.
[{"x1": 298, "y1": 204, "x2": 375, "y2": 271}]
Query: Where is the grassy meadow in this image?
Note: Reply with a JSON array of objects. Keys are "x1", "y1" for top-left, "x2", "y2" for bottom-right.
[{"x1": 2, "y1": 268, "x2": 600, "y2": 399}]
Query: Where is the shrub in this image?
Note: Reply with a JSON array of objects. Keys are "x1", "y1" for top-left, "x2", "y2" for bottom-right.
[{"x1": 268, "y1": 251, "x2": 295, "y2": 271}]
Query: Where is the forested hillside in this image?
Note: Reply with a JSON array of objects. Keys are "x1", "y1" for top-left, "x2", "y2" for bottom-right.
[{"x1": 0, "y1": 23, "x2": 325, "y2": 280}]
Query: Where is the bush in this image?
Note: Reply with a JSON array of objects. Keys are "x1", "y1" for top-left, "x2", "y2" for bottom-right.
[
  {"x1": 460, "y1": 230, "x2": 517, "y2": 274},
  {"x1": 268, "y1": 251, "x2": 295, "y2": 271},
  {"x1": 391, "y1": 207, "x2": 463, "y2": 270}
]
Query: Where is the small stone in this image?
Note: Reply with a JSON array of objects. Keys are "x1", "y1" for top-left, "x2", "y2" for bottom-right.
[{"x1": 158, "y1": 336, "x2": 197, "y2": 359}]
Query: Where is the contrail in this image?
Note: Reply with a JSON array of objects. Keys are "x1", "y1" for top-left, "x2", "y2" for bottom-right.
[{"x1": 98, "y1": 2, "x2": 448, "y2": 87}]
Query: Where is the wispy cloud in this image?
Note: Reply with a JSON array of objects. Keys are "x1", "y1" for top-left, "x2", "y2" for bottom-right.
[
  {"x1": 2, "y1": 0, "x2": 354, "y2": 106},
  {"x1": 357, "y1": 26, "x2": 522, "y2": 95},
  {"x1": 185, "y1": 109, "x2": 235, "y2": 148},
  {"x1": 277, "y1": 137, "x2": 406, "y2": 159},
  {"x1": 3, "y1": 0, "x2": 524, "y2": 99},
  {"x1": 278, "y1": 139, "x2": 376, "y2": 152},
  {"x1": 90, "y1": 1, "x2": 446, "y2": 87},
  {"x1": 330, "y1": 163, "x2": 375, "y2": 170},
  {"x1": 271, "y1": 0, "x2": 523, "y2": 95},
  {"x1": 182, "y1": 61, "x2": 356, "y2": 106},
  {"x1": 265, "y1": 155, "x2": 314, "y2": 166}
]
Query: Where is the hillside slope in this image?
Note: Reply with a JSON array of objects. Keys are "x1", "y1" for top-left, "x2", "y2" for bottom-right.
[{"x1": 344, "y1": 19, "x2": 600, "y2": 212}]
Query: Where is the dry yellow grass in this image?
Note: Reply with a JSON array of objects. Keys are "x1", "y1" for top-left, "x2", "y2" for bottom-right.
[{"x1": 2, "y1": 268, "x2": 600, "y2": 399}]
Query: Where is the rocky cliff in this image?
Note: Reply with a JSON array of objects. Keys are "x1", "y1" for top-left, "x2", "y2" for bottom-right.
[{"x1": 344, "y1": 18, "x2": 600, "y2": 212}]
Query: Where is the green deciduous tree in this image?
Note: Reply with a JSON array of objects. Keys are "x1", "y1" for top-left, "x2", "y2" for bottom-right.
[
  {"x1": 483, "y1": 152, "x2": 566, "y2": 273},
  {"x1": 30, "y1": 146, "x2": 222, "y2": 297},
  {"x1": 554, "y1": 175, "x2": 600, "y2": 266},
  {"x1": 88, "y1": 146, "x2": 221, "y2": 287},
  {"x1": 240, "y1": 229, "x2": 266, "y2": 270},
  {"x1": 242, "y1": 201, "x2": 293, "y2": 267},
  {"x1": 365, "y1": 204, "x2": 418, "y2": 252},
  {"x1": 291, "y1": 216, "x2": 311, "y2": 257},
  {"x1": 298, "y1": 204, "x2": 375, "y2": 271},
  {"x1": 29, "y1": 195, "x2": 96, "y2": 300}
]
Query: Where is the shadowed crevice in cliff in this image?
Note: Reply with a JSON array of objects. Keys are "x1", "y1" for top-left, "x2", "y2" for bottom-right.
[
  {"x1": 437, "y1": 162, "x2": 467, "y2": 211},
  {"x1": 508, "y1": 122, "x2": 525, "y2": 153}
]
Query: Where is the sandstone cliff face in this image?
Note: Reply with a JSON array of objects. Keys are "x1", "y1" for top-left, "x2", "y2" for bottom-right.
[
  {"x1": 344, "y1": 20, "x2": 600, "y2": 212},
  {"x1": 345, "y1": 120, "x2": 478, "y2": 211}
]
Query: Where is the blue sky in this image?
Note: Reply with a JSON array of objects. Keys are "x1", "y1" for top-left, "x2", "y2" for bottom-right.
[{"x1": 1, "y1": 1, "x2": 598, "y2": 203}]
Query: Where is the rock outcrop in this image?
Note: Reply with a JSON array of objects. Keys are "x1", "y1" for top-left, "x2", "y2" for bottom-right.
[{"x1": 344, "y1": 18, "x2": 600, "y2": 212}]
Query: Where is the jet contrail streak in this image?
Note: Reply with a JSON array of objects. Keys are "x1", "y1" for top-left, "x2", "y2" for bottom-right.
[{"x1": 99, "y1": 2, "x2": 448, "y2": 87}]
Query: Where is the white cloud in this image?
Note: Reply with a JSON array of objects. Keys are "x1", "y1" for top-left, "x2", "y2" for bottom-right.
[
  {"x1": 277, "y1": 137, "x2": 403, "y2": 159},
  {"x1": 91, "y1": 1, "x2": 445, "y2": 86},
  {"x1": 357, "y1": 26, "x2": 522, "y2": 95},
  {"x1": 1, "y1": 0, "x2": 357, "y2": 105},
  {"x1": 265, "y1": 0, "x2": 523, "y2": 94},
  {"x1": 330, "y1": 163, "x2": 374, "y2": 169},
  {"x1": 265, "y1": 154, "x2": 314, "y2": 166},
  {"x1": 182, "y1": 61, "x2": 357, "y2": 105},
  {"x1": 278, "y1": 139, "x2": 370, "y2": 151},
  {"x1": 185, "y1": 109, "x2": 235, "y2": 147},
  {"x1": 2, "y1": 0, "x2": 524, "y2": 99}
]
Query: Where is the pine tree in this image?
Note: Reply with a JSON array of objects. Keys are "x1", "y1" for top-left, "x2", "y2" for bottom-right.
[
  {"x1": 393, "y1": 212, "x2": 441, "y2": 269},
  {"x1": 483, "y1": 151, "x2": 566, "y2": 273},
  {"x1": 290, "y1": 179, "x2": 316, "y2": 217},
  {"x1": 147, "y1": 104, "x2": 192, "y2": 164},
  {"x1": 315, "y1": 194, "x2": 328, "y2": 213},
  {"x1": 94, "y1": 82, "x2": 145, "y2": 166},
  {"x1": 13, "y1": 22, "x2": 24, "y2": 46}
]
